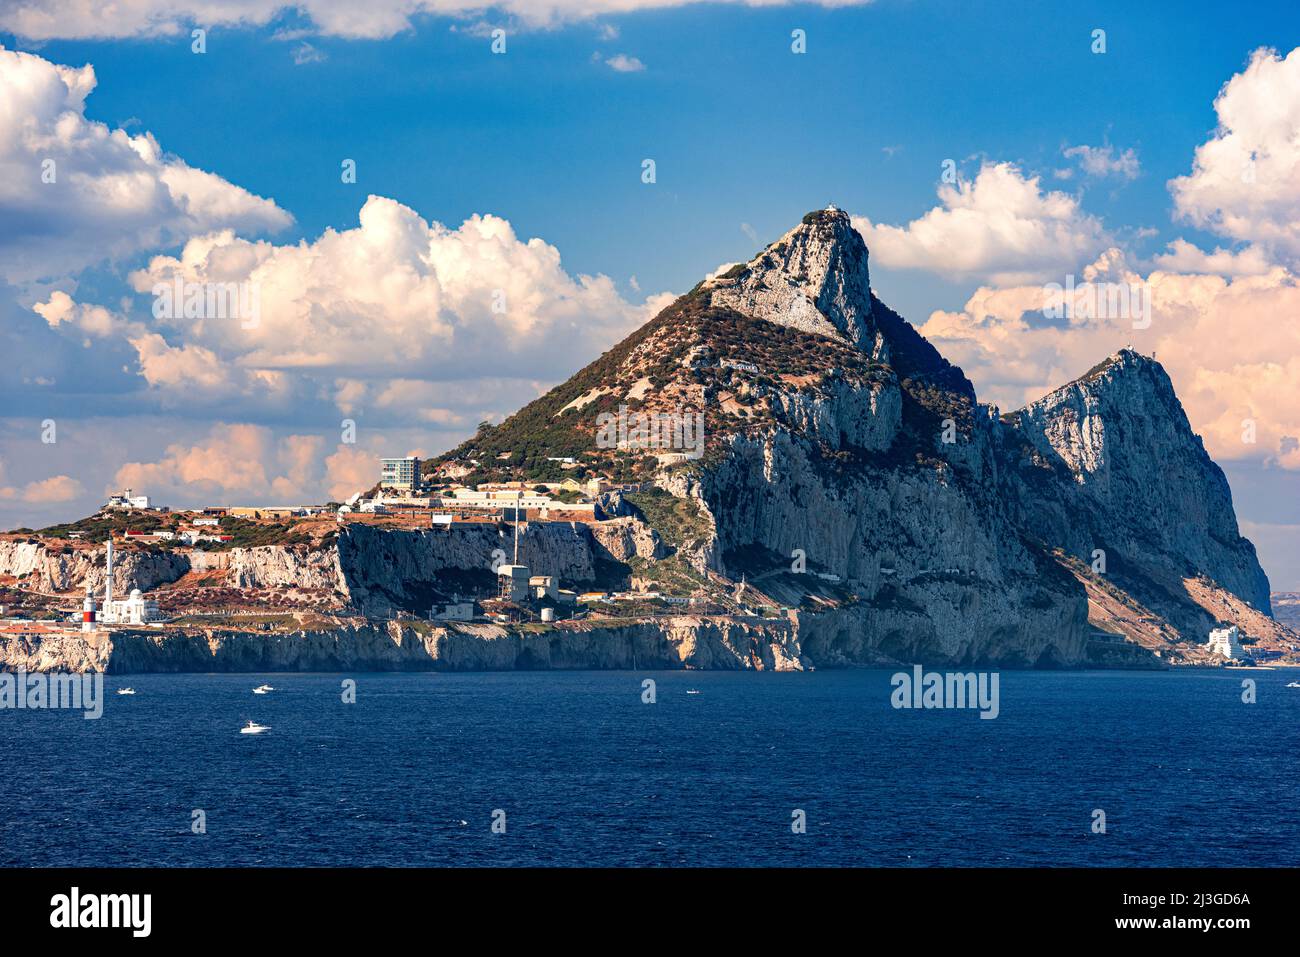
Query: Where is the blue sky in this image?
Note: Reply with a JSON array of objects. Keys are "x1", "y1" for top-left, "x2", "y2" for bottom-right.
[
  {"x1": 32, "y1": 0, "x2": 1293, "y2": 310},
  {"x1": 1, "y1": 0, "x2": 1298, "y2": 586}
]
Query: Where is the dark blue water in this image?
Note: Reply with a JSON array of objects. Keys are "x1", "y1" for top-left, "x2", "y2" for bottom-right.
[{"x1": 1, "y1": 669, "x2": 1295, "y2": 866}]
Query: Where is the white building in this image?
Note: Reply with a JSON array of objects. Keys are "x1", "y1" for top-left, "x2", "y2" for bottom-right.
[
  {"x1": 431, "y1": 601, "x2": 475, "y2": 621},
  {"x1": 1206, "y1": 624, "x2": 1245, "y2": 660},
  {"x1": 380, "y1": 456, "x2": 422, "y2": 491},
  {"x1": 104, "y1": 488, "x2": 151, "y2": 510},
  {"x1": 101, "y1": 589, "x2": 165, "y2": 625}
]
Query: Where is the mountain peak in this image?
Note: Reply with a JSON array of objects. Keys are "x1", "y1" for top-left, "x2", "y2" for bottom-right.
[{"x1": 702, "y1": 207, "x2": 881, "y2": 356}]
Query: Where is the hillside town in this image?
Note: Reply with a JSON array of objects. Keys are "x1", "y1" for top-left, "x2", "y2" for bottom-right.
[{"x1": 0, "y1": 454, "x2": 782, "y2": 641}]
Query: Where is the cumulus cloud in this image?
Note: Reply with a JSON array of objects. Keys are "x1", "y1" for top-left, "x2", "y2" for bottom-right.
[
  {"x1": 918, "y1": 252, "x2": 1300, "y2": 470},
  {"x1": 853, "y1": 162, "x2": 1112, "y2": 285},
  {"x1": 0, "y1": 0, "x2": 872, "y2": 39},
  {"x1": 1062, "y1": 143, "x2": 1140, "y2": 180},
  {"x1": 604, "y1": 54, "x2": 645, "y2": 72},
  {"x1": 113, "y1": 424, "x2": 326, "y2": 502},
  {"x1": 1151, "y1": 239, "x2": 1274, "y2": 277},
  {"x1": 0, "y1": 46, "x2": 291, "y2": 284},
  {"x1": 0, "y1": 471, "x2": 85, "y2": 504},
  {"x1": 126, "y1": 195, "x2": 668, "y2": 386},
  {"x1": 1169, "y1": 46, "x2": 1300, "y2": 266},
  {"x1": 33, "y1": 290, "x2": 128, "y2": 337}
]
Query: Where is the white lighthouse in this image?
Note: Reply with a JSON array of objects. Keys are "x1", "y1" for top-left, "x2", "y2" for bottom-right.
[{"x1": 104, "y1": 536, "x2": 114, "y2": 612}]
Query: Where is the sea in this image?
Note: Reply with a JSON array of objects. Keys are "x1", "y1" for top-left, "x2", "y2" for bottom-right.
[{"x1": 1, "y1": 669, "x2": 1296, "y2": 867}]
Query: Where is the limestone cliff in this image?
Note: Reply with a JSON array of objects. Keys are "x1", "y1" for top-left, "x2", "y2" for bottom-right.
[
  {"x1": 0, "y1": 615, "x2": 807, "y2": 673},
  {"x1": 1000, "y1": 350, "x2": 1272, "y2": 638}
]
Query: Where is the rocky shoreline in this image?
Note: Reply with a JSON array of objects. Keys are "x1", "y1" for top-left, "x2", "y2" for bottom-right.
[{"x1": 0, "y1": 609, "x2": 1170, "y2": 674}]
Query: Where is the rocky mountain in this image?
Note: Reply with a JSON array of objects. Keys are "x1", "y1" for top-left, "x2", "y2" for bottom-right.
[
  {"x1": 431, "y1": 207, "x2": 1288, "y2": 667},
  {"x1": 4, "y1": 207, "x2": 1288, "y2": 672}
]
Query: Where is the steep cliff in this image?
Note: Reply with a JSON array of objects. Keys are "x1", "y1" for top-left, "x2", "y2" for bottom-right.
[
  {"x1": 0, "y1": 615, "x2": 807, "y2": 673},
  {"x1": 1001, "y1": 349, "x2": 1271, "y2": 637},
  {"x1": 0, "y1": 539, "x2": 188, "y2": 595}
]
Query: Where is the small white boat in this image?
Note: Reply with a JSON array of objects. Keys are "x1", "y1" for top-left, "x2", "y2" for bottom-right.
[
  {"x1": 1286, "y1": 681, "x2": 1300, "y2": 688},
  {"x1": 240, "y1": 720, "x2": 270, "y2": 734},
  {"x1": 686, "y1": 689, "x2": 702, "y2": 695},
  {"x1": 252, "y1": 684, "x2": 274, "y2": 694},
  {"x1": 116, "y1": 688, "x2": 136, "y2": 696}
]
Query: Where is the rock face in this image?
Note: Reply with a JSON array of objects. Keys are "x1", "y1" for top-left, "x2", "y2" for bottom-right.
[
  {"x1": 1000, "y1": 350, "x2": 1271, "y2": 632},
  {"x1": 0, "y1": 539, "x2": 188, "y2": 595},
  {"x1": 588, "y1": 516, "x2": 665, "y2": 563},
  {"x1": 0, "y1": 616, "x2": 807, "y2": 673},
  {"x1": 707, "y1": 208, "x2": 880, "y2": 352},
  {"x1": 0, "y1": 518, "x2": 664, "y2": 618}
]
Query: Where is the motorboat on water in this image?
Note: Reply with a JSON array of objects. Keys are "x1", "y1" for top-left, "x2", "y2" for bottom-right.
[
  {"x1": 1287, "y1": 681, "x2": 1300, "y2": 688},
  {"x1": 116, "y1": 688, "x2": 136, "y2": 695},
  {"x1": 240, "y1": 720, "x2": 270, "y2": 734},
  {"x1": 253, "y1": 684, "x2": 274, "y2": 694}
]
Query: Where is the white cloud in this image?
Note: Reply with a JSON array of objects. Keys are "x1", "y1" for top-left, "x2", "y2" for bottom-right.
[
  {"x1": 33, "y1": 290, "x2": 128, "y2": 337},
  {"x1": 1169, "y1": 46, "x2": 1300, "y2": 266},
  {"x1": 1062, "y1": 143, "x2": 1140, "y2": 180},
  {"x1": 113, "y1": 424, "x2": 325, "y2": 502},
  {"x1": 1151, "y1": 239, "x2": 1273, "y2": 277},
  {"x1": 0, "y1": 46, "x2": 291, "y2": 284},
  {"x1": 852, "y1": 162, "x2": 1112, "y2": 285},
  {"x1": 604, "y1": 53, "x2": 645, "y2": 72},
  {"x1": 126, "y1": 195, "x2": 668, "y2": 388},
  {"x1": 0, "y1": 0, "x2": 873, "y2": 40},
  {"x1": 918, "y1": 254, "x2": 1300, "y2": 471},
  {"x1": 0, "y1": 472, "x2": 85, "y2": 504}
]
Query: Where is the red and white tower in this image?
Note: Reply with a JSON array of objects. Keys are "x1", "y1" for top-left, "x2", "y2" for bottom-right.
[{"x1": 81, "y1": 583, "x2": 97, "y2": 632}]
